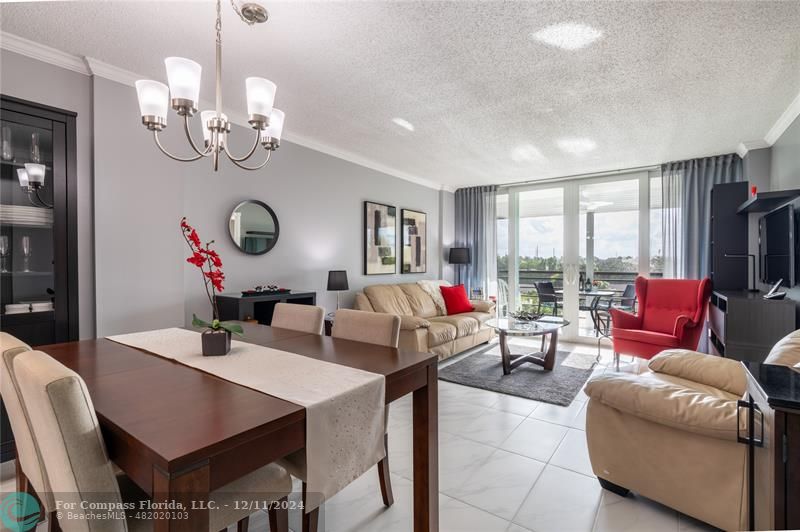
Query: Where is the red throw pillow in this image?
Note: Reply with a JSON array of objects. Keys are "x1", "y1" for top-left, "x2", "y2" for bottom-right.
[{"x1": 440, "y1": 284, "x2": 474, "y2": 315}]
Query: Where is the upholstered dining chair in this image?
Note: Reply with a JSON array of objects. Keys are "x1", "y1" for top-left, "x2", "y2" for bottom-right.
[
  {"x1": 0, "y1": 332, "x2": 56, "y2": 525},
  {"x1": 271, "y1": 302, "x2": 326, "y2": 335},
  {"x1": 13, "y1": 349, "x2": 293, "y2": 532},
  {"x1": 286, "y1": 309, "x2": 401, "y2": 532}
]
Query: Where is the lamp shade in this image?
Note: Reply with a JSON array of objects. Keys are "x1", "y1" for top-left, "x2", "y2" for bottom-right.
[
  {"x1": 261, "y1": 109, "x2": 285, "y2": 141},
  {"x1": 135, "y1": 80, "x2": 169, "y2": 120},
  {"x1": 200, "y1": 110, "x2": 228, "y2": 146},
  {"x1": 327, "y1": 270, "x2": 349, "y2": 291},
  {"x1": 24, "y1": 163, "x2": 46, "y2": 186},
  {"x1": 165, "y1": 57, "x2": 202, "y2": 104},
  {"x1": 16, "y1": 168, "x2": 29, "y2": 188},
  {"x1": 245, "y1": 77, "x2": 277, "y2": 118},
  {"x1": 449, "y1": 247, "x2": 471, "y2": 264}
]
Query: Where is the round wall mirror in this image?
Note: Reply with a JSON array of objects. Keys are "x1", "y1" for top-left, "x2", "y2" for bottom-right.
[{"x1": 228, "y1": 200, "x2": 280, "y2": 255}]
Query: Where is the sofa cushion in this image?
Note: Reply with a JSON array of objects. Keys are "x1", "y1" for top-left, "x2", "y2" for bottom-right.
[
  {"x1": 457, "y1": 311, "x2": 492, "y2": 325},
  {"x1": 764, "y1": 328, "x2": 800, "y2": 367},
  {"x1": 429, "y1": 315, "x2": 479, "y2": 338},
  {"x1": 427, "y1": 322, "x2": 457, "y2": 347},
  {"x1": 648, "y1": 349, "x2": 747, "y2": 397},
  {"x1": 440, "y1": 284, "x2": 474, "y2": 315},
  {"x1": 584, "y1": 371, "x2": 744, "y2": 441},
  {"x1": 364, "y1": 285, "x2": 413, "y2": 316},
  {"x1": 399, "y1": 283, "x2": 439, "y2": 318},
  {"x1": 613, "y1": 328, "x2": 680, "y2": 348},
  {"x1": 399, "y1": 315, "x2": 431, "y2": 330}
]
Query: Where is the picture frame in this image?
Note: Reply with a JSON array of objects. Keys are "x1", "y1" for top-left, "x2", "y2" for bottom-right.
[
  {"x1": 401, "y1": 209, "x2": 427, "y2": 274},
  {"x1": 364, "y1": 201, "x2": 397, "y2": 275}
]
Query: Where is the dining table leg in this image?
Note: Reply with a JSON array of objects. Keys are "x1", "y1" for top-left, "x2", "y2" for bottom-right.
[
  {"x1": 152, "y1": 463, "x2": 210, "y2": 532},
  {"x1": 413, "y1": 362, "x2": 439, "y2": 532}
]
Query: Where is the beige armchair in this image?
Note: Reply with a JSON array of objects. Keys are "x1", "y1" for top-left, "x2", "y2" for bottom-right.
[{"x1": 584, "y1": 329, "x2": 800, "y2": 531}]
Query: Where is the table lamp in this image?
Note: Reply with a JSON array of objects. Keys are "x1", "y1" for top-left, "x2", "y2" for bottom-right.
[
  {"x1": 448, "y1": 247, "x2": 471, "y2": 285},
  {"x1": 327, "y1": 270, "x2": 349, "y2": 309}
]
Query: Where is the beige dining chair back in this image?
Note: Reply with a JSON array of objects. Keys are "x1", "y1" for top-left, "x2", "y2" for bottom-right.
[
  {"x1": 0, "y1": 333, "x2": 56, "y2": 512},
  {"x1": 14, "y1": 349, "x2": 125, "y2": 531},
  {"x1": 271, "y1": 303, "x2": 325, "y2": 335},
  {"x1": 332, "y1": 309, "x2": 401, "y2": 348}
]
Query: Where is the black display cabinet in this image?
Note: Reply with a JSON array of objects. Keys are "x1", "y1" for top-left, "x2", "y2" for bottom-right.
[{"x1": 0, "y1": 95, "x2": 79, "y2": 462}]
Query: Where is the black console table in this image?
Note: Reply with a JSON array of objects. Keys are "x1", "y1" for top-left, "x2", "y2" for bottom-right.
[
  {"x1": 216, "y1": 290, "x2": 316, "y2": 325},
  {"x1": 708, "y1": 290, "x2": 795, "y2": 362},
  {"x1": 741, "y1": 361, "x2": 800, "y2": 530}
]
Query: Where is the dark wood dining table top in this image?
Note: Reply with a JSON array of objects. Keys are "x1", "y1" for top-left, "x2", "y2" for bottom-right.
[{"x1": 38, "y1": 322, "x2": 437, "y2": 472}]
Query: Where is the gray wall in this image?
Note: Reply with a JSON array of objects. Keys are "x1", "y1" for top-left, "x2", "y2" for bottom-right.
[
  {"x1": 771, "y1": 114, "x2": 800, "y2": 191},
  {"x1": 0, "y1": 50, "x2": 96, "y2": 338},
  {"x1": 2, "y1": 50, "x2": 454, "y2": 337}
]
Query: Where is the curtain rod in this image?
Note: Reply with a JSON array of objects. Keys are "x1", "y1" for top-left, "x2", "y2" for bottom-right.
[{"x1": 495, "y1": 163, "x2": 662, "y2": 191}]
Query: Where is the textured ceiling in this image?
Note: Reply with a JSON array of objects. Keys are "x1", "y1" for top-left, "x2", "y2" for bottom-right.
[{"x1": 2, "y1": 1, "x2": 800, "y2": 189}]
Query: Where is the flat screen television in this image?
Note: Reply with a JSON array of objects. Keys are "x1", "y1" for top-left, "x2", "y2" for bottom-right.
[{"x1": 759, "y1": 203, "x2": 795, "y2": 287}]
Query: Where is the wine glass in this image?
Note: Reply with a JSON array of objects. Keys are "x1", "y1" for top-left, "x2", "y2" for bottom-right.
[
  {"x1": 1, "y1": 126, "x2": 12, "y2": 161},
  {"x1": 0, "y1": 236, "x2": 8, "y2": 273},
  {"x1": 21, "y1": 236, "x2": 31, "y2": 273},
  {"x1": 30, "y1": 132, "x2": 41, "y2": 163}
]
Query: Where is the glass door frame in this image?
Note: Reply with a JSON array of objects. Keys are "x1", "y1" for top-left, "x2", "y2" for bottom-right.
[{"x1": 502, "y1": 169, "x2": 655, "y2": 343}]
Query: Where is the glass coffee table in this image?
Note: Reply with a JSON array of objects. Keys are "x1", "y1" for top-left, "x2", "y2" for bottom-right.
[{"x1": 485, "y1": 317, "x2": 570, "y2": 375}]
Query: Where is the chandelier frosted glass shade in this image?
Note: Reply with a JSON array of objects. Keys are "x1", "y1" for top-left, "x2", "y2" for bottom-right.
[
  {"x1": 245, "y1": 77, "x2": 277, "y2": 119},
  {"x1": 165, "y1": 57, "x2": 202, "y2": 111},
  {"x1": 135, "y1": 80, "x2": 169, "y2": 125},
  {"x1": 16, "y1": 168, "x2": 29, "y2": 188},
  {"x1": 134, "y1": 0, "x2": 281, "y2": 171},
  {"x1": 24, "y1": 163, "x2": 46, "y2": 187}
]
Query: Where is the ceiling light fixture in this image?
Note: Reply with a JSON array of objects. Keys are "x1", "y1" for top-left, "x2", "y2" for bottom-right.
[
  {"x1": 135, "y1": 0, "x2": 283, "y2": 171},
  {"x1": 557, "y1": 137, "x2": 597, "y2": 155},
  {"x1": 532, "y1": 22, "x2": 603, "y2": 50},
  {"x1": 511, "y1": 144, "x2": 544, "y2": 163},
  {"x1": 391, "y1": 118, "x2": 415, "y2": 132}
]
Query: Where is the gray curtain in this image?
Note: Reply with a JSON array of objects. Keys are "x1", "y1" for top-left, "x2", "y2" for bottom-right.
[
  {"x1": 662, "y1": 153, "x2": 743, "y2": 279},
  {"x1": 455, "y1": 185, "x2": 497, "y2": 296}
]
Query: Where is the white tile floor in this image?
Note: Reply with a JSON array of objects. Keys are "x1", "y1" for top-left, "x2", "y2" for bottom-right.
[{"x1": 0, "y1": 341, "x2": 720, "y2": 532}]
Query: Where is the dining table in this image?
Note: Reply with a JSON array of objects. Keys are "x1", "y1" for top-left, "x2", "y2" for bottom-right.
[{"x1": 37, "y1": 322, "x2": 440, "y2": 531}]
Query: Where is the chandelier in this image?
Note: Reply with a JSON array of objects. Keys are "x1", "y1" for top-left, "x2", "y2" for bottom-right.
[{"x1": 134, "y1": 0, "x2": 283, "y2": 171}]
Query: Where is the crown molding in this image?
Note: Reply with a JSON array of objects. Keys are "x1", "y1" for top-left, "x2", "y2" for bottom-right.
[
  {"x1": 736, "y1": 140, "x2": 771, "y2": 158},
  {"x1": 0, "y1": 31, "x2": 89, "y2": 75},
  {"x1": 1, "y1": 31, "x2": 451, "y2": 192},
  {"x1": 765, "y1": 89, "x2": 800, "y2": 146}
]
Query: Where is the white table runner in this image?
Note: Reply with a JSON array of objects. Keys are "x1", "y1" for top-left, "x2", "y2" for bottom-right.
[{"x1": 108, "y1": 328, "x2": 385, "y2": 511}]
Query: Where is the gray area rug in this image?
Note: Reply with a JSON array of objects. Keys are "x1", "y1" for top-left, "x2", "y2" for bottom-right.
[{"x1": 438, "y1": 343, "x2": 597, "y2": 406}]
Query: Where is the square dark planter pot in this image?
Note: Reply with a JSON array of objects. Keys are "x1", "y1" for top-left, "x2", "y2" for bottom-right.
[{"x1": 202, "y1": 329, "x2": 231, "y2": 356}]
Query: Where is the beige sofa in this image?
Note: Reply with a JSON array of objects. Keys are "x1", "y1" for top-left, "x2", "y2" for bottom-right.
[
  {"x1": 353, "y1": 282, "x2": 495, "y2": 359},
  {"x1": 584, "y1": 329, "x2": 800, "y2": 531}
]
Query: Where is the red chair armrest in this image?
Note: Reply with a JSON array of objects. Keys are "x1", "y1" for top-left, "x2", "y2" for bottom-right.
[
  {"x1": 673, "y1": 314, "x2": 700, "y2": 340},
  {"x1": 609, "y1": 307, "x2": 642, "y2": 330}
]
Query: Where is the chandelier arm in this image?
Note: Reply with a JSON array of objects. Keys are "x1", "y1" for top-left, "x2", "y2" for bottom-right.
[
  {"x1": 183, "y1": 114, "x2": 214, "y2": 157},
  {"x1": 223, "y1": 128, "x2": 262, "y2": 162},
  {"x1": 33, "y1": 190, "x2": 54, "y2": 209},
  {"x1": 226, "y1": 147, "x2": 272, "y2": 171},
  {"x1": 153, "y1": 130, "x2": 206, "y2": 162}
]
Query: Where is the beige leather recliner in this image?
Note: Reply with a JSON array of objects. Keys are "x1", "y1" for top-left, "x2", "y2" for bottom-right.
[
  {"x1": 353, "y1": 282, "x2": 495, "y2": 359},
  {"x1": 584, "y1": 328, "x2": 800, "y2": 531}
]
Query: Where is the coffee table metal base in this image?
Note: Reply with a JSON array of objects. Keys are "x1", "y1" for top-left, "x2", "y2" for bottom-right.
[{"x1": 499, "y1": 329, "x2": 558, "y2": 375}]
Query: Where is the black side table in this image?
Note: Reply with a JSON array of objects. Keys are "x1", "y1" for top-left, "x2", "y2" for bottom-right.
[
  {"x1": 324, "y1": 313, "x2": 334, "y2": 336},
  {"x1": 216, "y1": 290, "x2": 317, "y2": 325}
]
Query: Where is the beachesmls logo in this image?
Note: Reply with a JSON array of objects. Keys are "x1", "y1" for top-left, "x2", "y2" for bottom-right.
[{"x1": 0, "y1": 492, "x2": 40, "y2": 532}]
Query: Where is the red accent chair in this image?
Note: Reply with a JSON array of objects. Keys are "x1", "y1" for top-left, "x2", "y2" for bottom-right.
[{"x1": 609, "y1": 276, "x2": 712, "y2": 367}]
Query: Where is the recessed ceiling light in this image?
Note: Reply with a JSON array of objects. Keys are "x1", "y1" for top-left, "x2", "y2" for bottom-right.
[
  {"x1": 511, "y1": 144, "x2": 544, "y2": 163},
  {"x1": 531, "y1": 22, "x2": 603, "y2": 50},
  {"x1": 391, "y1": 117, "x2": 415, "y2": 132},
  {"x1": 557, "y1": 137, "x2": 597, "y2": 154}
]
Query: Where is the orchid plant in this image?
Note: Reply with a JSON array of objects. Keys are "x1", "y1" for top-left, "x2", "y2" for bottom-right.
[{"x1": 181, "y1": 217, "x2": 243, "y2": 336}]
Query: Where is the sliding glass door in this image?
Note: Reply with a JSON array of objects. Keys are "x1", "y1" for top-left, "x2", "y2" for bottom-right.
[{"x1": 499, "y1": 170, "x2": 658, "y2": 342}]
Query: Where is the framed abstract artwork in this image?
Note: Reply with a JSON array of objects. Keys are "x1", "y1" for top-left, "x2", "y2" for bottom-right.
[
  {"x1": 401, "y1": 209, "x2": 427, "y2": 273},
  {"x1": 364, "y1": 201, "x2": 397, "y2": 275}
]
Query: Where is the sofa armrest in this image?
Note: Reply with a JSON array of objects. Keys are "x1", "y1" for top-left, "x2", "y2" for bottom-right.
[
  {"x1": 609, "y1": 307, "x2": 642, "y2": 330},
  {"x1": 648, "y1": 349, "x2": 747, "y2": 396},
  {"x1": 584, "y1": 372, "x2": 744, "y2": 441},
  {"x1": 470, "y1": 300, "x2": 495, "y2": 313},
  {"x1": 399, "y1": 315, "x2": 430, "y2": 330}
]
